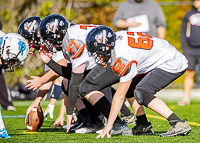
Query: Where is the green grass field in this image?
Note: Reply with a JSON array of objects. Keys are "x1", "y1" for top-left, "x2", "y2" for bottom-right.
[{"x1": 1, "y1": 99, "x2": 200, "y2": 143}]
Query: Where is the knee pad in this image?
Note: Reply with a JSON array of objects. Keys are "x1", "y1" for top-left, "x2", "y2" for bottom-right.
[{"x1": 134, "y1": 89, "x2": 155, "y2": 107}]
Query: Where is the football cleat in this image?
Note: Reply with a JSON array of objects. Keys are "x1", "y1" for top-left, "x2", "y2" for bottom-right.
[
  {"x1": 96, "y1": 120, "x2": 129, "y2": 135},
  {"x1": 7, "y1": 106, "x2": 16, "y2": 111},
  {"x1": 68, "y1": 121, "x2": 85, "y2": 133},
  {"x1": 75, "y1": 122, "x2": 104, "y2": 134},
  {"x1": 121, "y1": 122, "x2": 154, "y2": 136},
  {"x1": 121, "y1": 113, "x2": 136, "y2": 124},
  {"x1": 0, "y1": 128, "x2": 11, "y2": 139},
  {"x1": 62, "y1": 119, "x2": 82, "y2": 130},
  {"x1": 160, "y1": 119, "x2": 191, "y2": 137}
]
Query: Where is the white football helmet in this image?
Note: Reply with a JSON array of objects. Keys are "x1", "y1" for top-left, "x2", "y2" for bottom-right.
[
  {"x1": 0, "y1": 33, "x2": 29, "y2": 72},
  {"x1": 0, "y1": 30, "x2": 5, "y2": 37}
]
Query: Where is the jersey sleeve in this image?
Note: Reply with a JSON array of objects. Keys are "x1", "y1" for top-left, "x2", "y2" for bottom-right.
[
  {"x1": 111, "y1": 57, "x2": 138, "y2": 82},
  {"x1": 119, "y1": 63, "x2": 138, "y2": 82},
  {"x1": 62, "y1": 32, "x2": 90, "y2": 70},
  {"x1": 62, "y1": 33, "x2": 86, "y2": 62},
  {"x1": 51, "y1": 51, "x2": 64, "y2": 62}
]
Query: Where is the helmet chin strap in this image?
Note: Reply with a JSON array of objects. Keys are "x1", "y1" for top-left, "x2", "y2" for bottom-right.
[
  {"x1": 3, "y1": 60, "x2": 20, "y2": 73},
  {"x1": 99, "y1": 57, "x2": 107, "y2": 68},
  {"x1": 4, "y1": 67, "x2": 14, "y2": 73},
  {"x1": 2, "y1": 51, "x2": 21, "y2": 72}
]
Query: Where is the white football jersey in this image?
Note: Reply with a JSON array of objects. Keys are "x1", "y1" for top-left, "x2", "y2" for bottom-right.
[
  {"x1": 44, "y1": 50, "x2": 65, "y2": 71},
  {"x1": 62, "y1": 24, "x2": 100, "y2": 70},
  {"x1": 112, "y1": 31, "x2": 188, "y2": 82}
]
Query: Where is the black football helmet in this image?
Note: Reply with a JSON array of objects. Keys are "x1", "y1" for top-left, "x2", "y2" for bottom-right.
[
  {"x1": 86, "y1": 26, "x2": 116, "y2": 67},
  {"x1": 39, "y1": 14, "x2": 69, "y2": 53},
  {"x1": 18, "y1": 16, "x2": 42, "y2": 50}
]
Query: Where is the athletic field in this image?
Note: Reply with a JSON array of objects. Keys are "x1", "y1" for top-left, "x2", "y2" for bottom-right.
[{"x1": 1, "y1": 92, "x2": 200, "y2": 143}]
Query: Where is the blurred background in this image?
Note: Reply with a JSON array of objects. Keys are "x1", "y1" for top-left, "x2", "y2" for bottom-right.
[{"x1": 0, "y1": 0, "x2": 194, "y2": 90}]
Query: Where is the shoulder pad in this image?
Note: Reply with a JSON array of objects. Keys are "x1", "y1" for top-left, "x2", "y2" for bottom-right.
[
  {"x1": 111, "y1": 57, "x2": 137, "y2": 77},
  {"x1": 62, "y1": 33, "x2": 85, "y2": 61}
]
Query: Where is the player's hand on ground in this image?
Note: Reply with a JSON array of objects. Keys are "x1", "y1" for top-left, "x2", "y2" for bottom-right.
[
  {"x1": 66, "y1": 114, "x2": 73, "y2": 133},
  {"x1": 25, "y1": 76, "x2": 42, "y2": 91},
  {"x1": 39, "y1": 46, "x2": 53, "y2": 63},
  {"x1": 96, "y1": 124, "x2": 112, "y2": 138},
  {"x1": 51, "y1": 115, "x2": 64, "y2": 129}
]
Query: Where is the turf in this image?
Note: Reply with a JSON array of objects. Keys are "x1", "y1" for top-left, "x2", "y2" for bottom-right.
[{"x1": 1, "y1": 99, "x2": 200, "y2": 143}]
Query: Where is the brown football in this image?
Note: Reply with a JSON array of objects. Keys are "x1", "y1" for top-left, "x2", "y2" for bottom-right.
[{"x1": 25, "y1": 107, "x2": 44, "y2": 132}]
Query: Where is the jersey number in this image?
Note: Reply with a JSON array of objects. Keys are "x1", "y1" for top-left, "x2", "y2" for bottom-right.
[
  {"x1": 127, "y1": 32, "x2": 153, "y2": 50},
  {"x1": 112, "y1": 32, "x2": 152, "y2": 76},
  {"x1": 66, "y1": 40, "x2": 86, "y2": 60},
  {"x1": 112, "y1": 58, "x2": 137, "y2": 77}
]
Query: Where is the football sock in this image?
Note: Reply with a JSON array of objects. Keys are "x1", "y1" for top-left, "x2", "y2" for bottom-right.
[
  {"x1": 82, "y1": 99, "x2": 102, "y2": 124},
  {"x1": 0, "y1": 111, "x2": 5, "y2": 129},
  {"x1": 167, "y1": 113, "x2": 182, "y2": 126},
  {"x1": 136, "y1": 114, "x2": 148, "y2": 125},
  {"x1": 120, "y1": 103, "x2": 132, "y2": 116},
  {"x1": 79, "y1": 108, "x2": 90, "y2": 124},
  {"x1": 93, "y1": 96, "x2": 122, "y2": 122}
]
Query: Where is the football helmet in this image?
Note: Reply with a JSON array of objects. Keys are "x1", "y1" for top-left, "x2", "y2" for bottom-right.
[
  {"x1": 18, "y1": 16, "x2": 42, "y2": 50},
  {"x1": 0, "y1": 33, "x2": 29, "y2": 72},
  {"x1": 0, "y1": 30, "x2": 5, "y2": 37},
  {"x1": 39, "y1": 14, "x2": 69, "y2": 53},
  {"x1": 86, "y1": 26, "x2": 116, "y2": 67}
]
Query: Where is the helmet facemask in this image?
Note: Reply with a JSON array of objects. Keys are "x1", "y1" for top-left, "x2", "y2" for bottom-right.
[
  {"x1": 28, "y1": 30, "x2": 40, "y2": 51},
  {"x1": 42, "y1": 33, "x2": 63, "y2": 54},
  {"x1": 89, "y1": 42, "x2": 112, "y2": 68},
  {"x1": 1, "y1": 49, "x2": 22, "y2": 72}
]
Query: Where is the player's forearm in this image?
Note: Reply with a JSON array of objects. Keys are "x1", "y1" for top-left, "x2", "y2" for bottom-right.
[
  {"x1": 107, "y1": 91, "x2": 125, "y2": 126},
  {"x1": 67, "y1": 72, "x2": 84, "y2": 115},
  {"x1": 41, "y1": 69, "x2": 59, "y2": 84},
  {"x1": 107, "y1": 81, "x2": 132, "y2": 126},
  {"x1": 46, "y1": 59, "x2": 71, "y2": 79}
]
